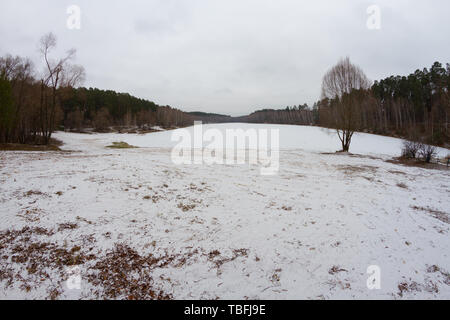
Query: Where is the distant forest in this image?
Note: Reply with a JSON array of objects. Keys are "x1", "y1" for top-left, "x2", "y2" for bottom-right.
[
  {"x1": 0, "y1": 36, "x2": 448, "y2": 147},
  {"x1": 59, "y1": 87, "x2": 192, "y2": 131}
]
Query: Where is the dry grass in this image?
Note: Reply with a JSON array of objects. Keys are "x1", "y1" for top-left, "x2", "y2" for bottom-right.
[
  {"x1": 206, "y1": 248, "x2": 249, "y2": 275},
  {"x1": 0, "y1": 226, "x2": 206, "y2": 300},
  {"x1": 0, "y1": 143, "x2": 61, "y2": 151},
  {"x1": 321, "y1": 152, "x2": 381, "y2": 161},
  {"x1": 16, "y1": 207, "x2": 45, "y2": 223},
  {"x1": 328, "y1": 265, "x2": 348, "y2": 275},
  {"x1": 336, "y1": 164, "x2": 378, "y2": 175},
  {"x1": 396, "y1": 182, "x2": 408, "y2": 189},
  {"x1": 397, "y1": 281, "x2": 423, "y2": 297},
  {"x1": 106, "y1": 142, "x2": 138, "y2": 149},
  {"x1": 177, "y1": 203, "x2": 197, "y2": 212},
  {"x1": 24, "y1": 190, "x2": 47, "y2": 197},
  {"x1": 87, "y1": 244, "x2": 174, "y2": 300},
  {"x1": 388, "y1": 170, "x2": 406, "y2": 175},
  {"x1": 0, "y1": 226, "x2": 96, "y2": 298},
  {"x1": 57, "y1": 223, "x2": 79, "y2": 232},
  {"x1": 427, "y1": 265, "x2": 450, "y2": 285},
  {"x1": 411, "y1": 206, "x2": 449, "y2": 224},
  {"x1": 397, "y1": 278, "x2": 440, "y2": 297}
]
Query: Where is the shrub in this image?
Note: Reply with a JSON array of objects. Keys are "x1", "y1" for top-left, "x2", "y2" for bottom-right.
[
  {"x1": 106, "y1": 142, "x2": 138, "y2": 149},
  {"x1": 401, "y1": 140, "x2": 421, "y2": 159},
  {"x1": 418, "y1": 143, "x2": 437, "y2": 163}
]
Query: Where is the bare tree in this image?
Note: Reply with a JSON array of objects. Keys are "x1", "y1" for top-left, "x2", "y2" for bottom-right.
[
  {"x1": 60, "y1": 64, "x2": 85, "y2": 88},
  {"x1": 38, "y1": 32, "x2": 84, "y2": 144},
  {"x1": 401, "y1": 140, "x2": 421, "y2": 159},
  {"x1": 321, "y1": 57, "x2": 371, "y2": 152}
]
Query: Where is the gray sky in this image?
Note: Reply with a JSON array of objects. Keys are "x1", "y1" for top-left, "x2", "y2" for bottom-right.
[{"x1": 1, "y1": 0, "x2": 449, "y2": 116}]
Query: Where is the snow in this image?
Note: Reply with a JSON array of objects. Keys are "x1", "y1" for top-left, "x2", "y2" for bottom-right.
[
  {"x1": 52, "y1": 123, "x2": 449, "y2": 158},
  {"x1": 0, "y1": 124, "x2": 449, "y2": 300}
]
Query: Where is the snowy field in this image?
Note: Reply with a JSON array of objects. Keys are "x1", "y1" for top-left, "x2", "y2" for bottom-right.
[{"x1": 0, "y1": 123, "x2": 449, "y2": 300}]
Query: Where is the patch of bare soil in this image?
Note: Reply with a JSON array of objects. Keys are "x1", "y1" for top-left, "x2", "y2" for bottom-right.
[
  {"x1": 336, "y1": 164, "x2": 378, "y2": 175},
  {"x1": 397, "y1": 265, "x2": 450, "y2": 297},
  {"x1": 387, "y1": 157, "x2": 448, "y2": 171},
  {"x1": 396, "y1": 182, "x2": 408, "y2": 189},
  {"x1": 347, "y1": 154, "x2": 382, "y2": 161},
  {"x1": 388, "y1": 170, "x2": 406, "y2": 175},
  {"x1": 58, "y1": 223, "x2": 79, "y2": 232},
  {"x1": 411, "y1": 206, "x2": 449, "y2": 224}
]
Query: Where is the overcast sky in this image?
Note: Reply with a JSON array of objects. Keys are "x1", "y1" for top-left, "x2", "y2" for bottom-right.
[{"x1": 1, "y1": 0, "x2": 449, "y2": 116}]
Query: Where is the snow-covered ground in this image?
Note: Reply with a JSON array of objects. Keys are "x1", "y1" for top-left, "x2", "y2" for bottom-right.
[{"x1": 0, "y1": 124, "x2": 449, "y2": 300}]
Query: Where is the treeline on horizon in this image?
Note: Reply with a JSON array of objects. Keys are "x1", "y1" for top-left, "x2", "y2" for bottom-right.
[
  {"x1": 0, "y1": 35, "x2": 448, "y2": 147},
  {"x1": 59, "y1": 87, "x2": 193, "y2": 131},
  {"x1": 232, "y1": 104, "x2": 316, "y2": 125}
]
